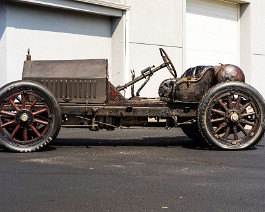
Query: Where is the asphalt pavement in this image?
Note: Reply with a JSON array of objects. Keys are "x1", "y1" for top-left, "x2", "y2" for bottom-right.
[{"x1": 1, "y1": 127, "x2": 265, "y2": 212}]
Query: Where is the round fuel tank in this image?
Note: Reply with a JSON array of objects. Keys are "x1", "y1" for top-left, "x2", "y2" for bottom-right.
[{"x1": 215, "y1": 64, "x2": 245, "y2": 83}]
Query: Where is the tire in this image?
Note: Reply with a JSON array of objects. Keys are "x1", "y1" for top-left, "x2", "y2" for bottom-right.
[
  {"x1": 197, "y1": 81, "x2": 265, "y2": 150},
  {"x1": 0, "y1": 80, "x2": 61, "y2": 152},
  {"x1": 181, "y1": 123, "x2": 205, "y2": 142}
]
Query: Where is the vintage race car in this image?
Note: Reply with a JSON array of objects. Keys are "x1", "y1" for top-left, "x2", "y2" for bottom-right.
[{"x1": 0, "y1": 48, "x2": 264, "y2": 152}]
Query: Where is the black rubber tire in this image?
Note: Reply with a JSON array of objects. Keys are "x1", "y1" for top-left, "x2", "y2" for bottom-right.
[
  {"x1": 0, "y1": 80, "x2": 61, "y2": 152},
  {"x1": 181, "y1": 123, "x2": 205, "y2": 142},
  {"x1": 197, "y1": 81, "x2": 265, "y2": 150}
]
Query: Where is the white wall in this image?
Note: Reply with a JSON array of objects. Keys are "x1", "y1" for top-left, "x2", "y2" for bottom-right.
[
  {"x1": 125, "y1": 0, "x2": 184, "y2": 97},
  {"x1": 250, "y1": 0, "x2": 265, "y2": 97},
  {"x1": 0, "y1": 4, "x2": 7, "y2": 86},
  {"x1": 111, "y1": 15, "x2": 126, "y2": 86},
  {"x1": 1, "y1": 0, "x2": 265, "y2": 99},
  {"x1": 3, "y1": 3, "x2": 113, "y2": 87}
]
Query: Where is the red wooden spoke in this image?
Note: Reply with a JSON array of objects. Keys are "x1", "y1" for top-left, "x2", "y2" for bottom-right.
[
  {"x1": 8, "y1": 99, "x2": 20, "y2": 111},
  {"x1": 29, "y1": 124, "x2": 41, "y2": 137},
  {"x1": 23, "y1": 128, "x2": 28, "y2": 141},
  {"x1": 1, "y1": 110, "x2": 16, "y2": 117},
  {"x1": 28, "y1": 99, "x2": 38, "y2": 111},
  {"x1": 1, "y1": 119, "x2": 16, "y2": 128},
  {"x1": 33, "y1": 118, "x2": 48, "y2": 125},
  {"x1": 218, "y1": 99, "x2": 228, "y2": 111},
  {"x1": 10, "y1": 125, "x2": 20, "y2": 138},
  {"x1": 21, "y1": 93, "x2": 26, "y2": 109},
  {"x1": 212, "y1": 109, "x2": 225, "y2": 116},
  {"x1": 215, "y1": 122, "x2": 226, "y2": 134},
  {"x1": 241, "y1": 112, "x2": 256, "y2": 118},
  {"x1": 241, "y1": 119, "x2": 255, "y2": 126},
  {"x1": 224, "y1": 126, "x2": 230, "y2": 139},
  {"x1": 211, "y1": 117, "x2": 226, "y2": 123},
  {"x1": 235, "y1": 95, "x2": 241, "y2": 109},
  {"x1": 237, "y1": 123, "x2": 248, "y2": 136},
  {"x1": 233, "y1": 127, "x2": 239, "y2": 140},
  {"x1": 227, "y1": 95, "x2": 233, "y2": 109},
  {"x1": 33, "y1": 108, "x2": 47, "y2": 116},
  {"x1": 240, "y1": 102, "x2": 251, "y2": 113}
]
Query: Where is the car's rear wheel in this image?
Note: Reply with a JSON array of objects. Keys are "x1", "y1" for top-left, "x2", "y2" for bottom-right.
[
  {"x1": 197, "y1": 81, "x2": 265, "y2": 150},
  {"x1": 0, "y1": 81, "x2": 61, "y2": 152}
]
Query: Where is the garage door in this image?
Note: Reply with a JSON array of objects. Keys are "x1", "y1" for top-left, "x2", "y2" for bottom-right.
[{"x1": 186, "y1": 0, "x2": 239, "y2": 68}]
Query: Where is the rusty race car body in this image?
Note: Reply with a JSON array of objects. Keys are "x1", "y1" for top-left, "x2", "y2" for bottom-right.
[{"x1": 0, "y1": 48, "x2": 264, "y2": 152}]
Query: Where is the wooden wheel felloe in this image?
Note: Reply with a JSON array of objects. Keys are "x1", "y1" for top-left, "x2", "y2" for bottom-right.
[
  {"x1": 0, "y1": 81, "x2": 61, "y2": 152},
  {"x1": 197, "y1": 82, "x2": 265, "y2": 150}
]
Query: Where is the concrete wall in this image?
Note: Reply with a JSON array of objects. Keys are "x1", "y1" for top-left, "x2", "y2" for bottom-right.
[
  {"x1": 249, "y1": 0, "x2": 265, "y2": 96},
  {"x1": 3, "y1": 3, "x2": 112, "y2": 86},
  {"x1": 111, "y1": 14, "x2": 127, "y2": 86},
  {"x1": 1, "y1": 0, "x2": 265, "y2": 98},
  {"x1": 239, "y1": 2, "x2": 251, "y2": 84},
  {"x1": 125, "y1": 0, "x2": 184, "y2": 97},
  {"x1": 0, "y1": 4, "x2": 7, "y2": 86},
  {"x1": 238, "y1": 0, "x2": 265, "y2": 96},
  {"x1": 0, "y1": 0, "x2": 128, "y2": 88}
]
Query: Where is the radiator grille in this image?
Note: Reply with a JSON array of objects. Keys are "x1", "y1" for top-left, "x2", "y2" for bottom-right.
[{"x1": 35, "y1": 78, "x2": 107, "y2": 104}]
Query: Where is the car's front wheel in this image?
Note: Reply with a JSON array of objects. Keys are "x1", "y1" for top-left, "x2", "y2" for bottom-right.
[{"x1": 197, "y1": 81, "x2": 265, "y2": 150}]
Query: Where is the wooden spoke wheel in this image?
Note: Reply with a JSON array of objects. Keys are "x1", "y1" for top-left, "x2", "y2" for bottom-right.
[
  {"x1": 0, "y1": 81, "x2": 61, "y2": 152},
  {"x1": 197, "y1": 82, "x2": 265, "y2": 150}
]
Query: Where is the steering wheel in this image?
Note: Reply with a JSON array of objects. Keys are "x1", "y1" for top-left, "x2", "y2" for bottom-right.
[{"x1": 159, "y1": 48, "x2": 177, "y2": 78}]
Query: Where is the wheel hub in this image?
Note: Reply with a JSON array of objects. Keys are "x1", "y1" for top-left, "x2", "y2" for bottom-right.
[
  {"x1": 230, "y1": 113, "x2": 239, "y2": 122},
  {"x1": 20, "y1": 113, "x2": 29, "y2": 122},
  {"x1": 16, "y1": 110, "x2": 33, "y2": 127},
  {"x1": 226, "y1": 110, "x2": 240, "y2": 124}
]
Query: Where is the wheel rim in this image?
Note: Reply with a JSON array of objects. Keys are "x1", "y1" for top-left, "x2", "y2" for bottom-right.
[
  {"x1": 0, "y1": 91, "x2": 51, "y2": 144},
  {"x1": 207, "y1": 90, "x2": 260, "y2": 146}
]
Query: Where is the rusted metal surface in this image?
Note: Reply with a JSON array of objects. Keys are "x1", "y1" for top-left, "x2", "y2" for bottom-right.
[
  {"x1": 215, "y1": 64, "x2": 245, "y2": 83},
  {"x1": 18, "y1": 49, "x2": 249, "y2": 132},
  {"x1": 116, "y1": 64, "x2": 166, "y2": 91},
  {"x1": 158, "y1": 78, "x2": 178, "y2": 102},
  {"x1": 117, "y1": 48, "x2": 177, "y2": 92},
  {"x1": 159, "y1": 66, "x2": 215, "y2": 102},
  {"x1": 59, "y1": 103, "x2": 197, "y2": 118},
  {"x1": 173, "y1": 66, "x2": 215, "y2": 102},
  {"x1": 23, "y1": 59, "x2": 108, "y2": 104},
  {"x1": 108, "y1": 82, "x2": 127, "y2": 102},
  {"x1": 59, "y1": 103, "x2": 197, "y2": 129}
]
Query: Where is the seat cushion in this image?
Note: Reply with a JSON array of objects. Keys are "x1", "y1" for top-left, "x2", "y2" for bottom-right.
[{"x1": 159, "y1": 66, "x2": 215, "y2": 102}]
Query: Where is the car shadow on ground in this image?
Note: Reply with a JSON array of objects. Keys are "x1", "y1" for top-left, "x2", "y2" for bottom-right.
[{"x1": 50, "y1": 136, "x2": 213, "y2": 151}]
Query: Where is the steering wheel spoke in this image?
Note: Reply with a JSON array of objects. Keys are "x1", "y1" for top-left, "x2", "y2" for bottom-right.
[{"x1": 159, "y1": 48, "x2": 177, "y2": 78}]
